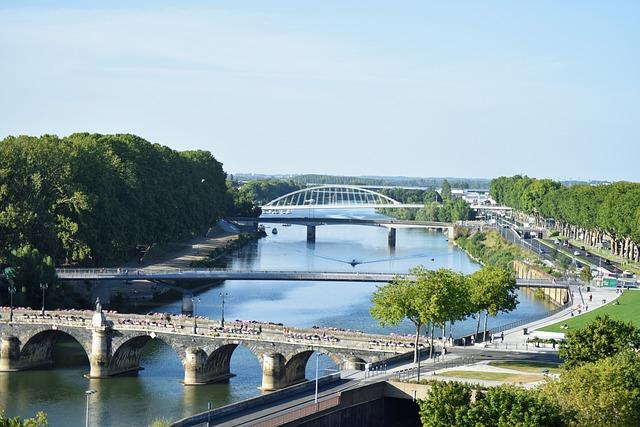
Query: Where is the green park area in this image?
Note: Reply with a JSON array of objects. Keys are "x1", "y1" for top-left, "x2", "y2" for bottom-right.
[
  {"x1": 488, "y1": 361, "x2": 560, "y2": 374},
  {"x1": 539, "y1": 290, "x2": 640, "y2": 333},
  {"x1": 438, "y1": 370, "x2": 544, "y2": 383}
]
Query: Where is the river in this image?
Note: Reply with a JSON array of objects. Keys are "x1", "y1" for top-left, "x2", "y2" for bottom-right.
[{"x1": 1, "y1": 211, "x2": 555, "y2": 426}]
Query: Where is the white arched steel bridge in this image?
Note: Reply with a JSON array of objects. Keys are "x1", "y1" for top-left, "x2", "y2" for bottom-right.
[
  {"x1": 260, "y1": 185, "x2": 511, "y2": 213},
  {"x1": 261, "y1": 185, "x2": 424, "y2": 212}
]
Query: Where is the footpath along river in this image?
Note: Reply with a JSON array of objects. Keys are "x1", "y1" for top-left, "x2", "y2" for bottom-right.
[{"x1": 2, "y1": 211, "x2": 554, "y2": 426}]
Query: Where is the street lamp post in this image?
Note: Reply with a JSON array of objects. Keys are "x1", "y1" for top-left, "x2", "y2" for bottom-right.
[
  {"x1": 8, "y1": 284, "x2": 16, "y2": 322},
  {"x1": 314, "y1": 352, "x2": 320, "y2": 404},
  {"x1": 220, "y1": 292, "x2": 228, "y2": 328},
  {"x1": 85, "y1": 389, "x2": 96, "y2": 427},
  {"x1": 40, "y1": 282, "x2": 48, "y2": 316},
  {"x1": 192, "y1": 296, "x2": 201, "y2": 334}
]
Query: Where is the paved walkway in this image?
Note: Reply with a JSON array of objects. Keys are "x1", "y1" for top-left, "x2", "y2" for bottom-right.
[{"x1": 479, "y1": 285, "x2": 621, "y2": 352}]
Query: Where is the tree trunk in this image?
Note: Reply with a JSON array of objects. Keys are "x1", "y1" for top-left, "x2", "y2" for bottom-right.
[
  {"x1": 414, "y1": 324, "x2": 421, "y2": 363},
  {"x1": 483, "y1": 310, "x2": 489, "y2": 342},
  {"x1": 430, "y1": 323, "x2": 435, "y2": 358},
  {"x1": 475, "y1": 312, "x2": 481, "y2": 338}
]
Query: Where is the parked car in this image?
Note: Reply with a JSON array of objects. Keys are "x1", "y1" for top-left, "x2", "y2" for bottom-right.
[
  {"x1": 580, "y1": 246, "x2": 586, "y2": 251},
  {"x1": 553, "y1": 240, "x2": 561, "y2": 245},
  {"x1": 573, "y1": 250, "x2": 581, "y2": 256}
]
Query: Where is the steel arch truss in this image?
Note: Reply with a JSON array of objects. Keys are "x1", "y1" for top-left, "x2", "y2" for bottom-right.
[{"x1": 262, "y1": 185, "x2": 407, "y2": 211}]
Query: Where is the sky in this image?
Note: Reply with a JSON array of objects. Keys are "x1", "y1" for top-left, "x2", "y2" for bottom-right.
[{"x1": 1, "y1": 1, "x2": 639, "y2": 182}]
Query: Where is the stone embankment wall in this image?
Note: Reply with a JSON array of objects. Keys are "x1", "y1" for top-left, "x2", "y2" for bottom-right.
[{"x1": 514, "y1": 260, "x2": 568, "y2": 306}]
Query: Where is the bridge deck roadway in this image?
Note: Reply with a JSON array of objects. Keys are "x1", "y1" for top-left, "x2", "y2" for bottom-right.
[
  {"x1": 2, "y1": 309, "x2": 418, "y2": 356},
  {"x1": 55, "y1": 268, "x2": 573, "y2": 289},
  {"x1": 228, "y1": 216, "x2": 452, "y2": 228}
]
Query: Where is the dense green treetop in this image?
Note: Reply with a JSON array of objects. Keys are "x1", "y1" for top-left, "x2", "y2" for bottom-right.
[
  {"x1": 543, "y1": 350, "x2": 640, "y2": 427},
  {"x1": 559, "y1": 315, "x2": 640, "y2": 369},
  {"x1": 0, "y1": 133, "x2": 229, "y2": 268},
  {"x1": 490, "y1": 175, "x2": 640, "y2": 254},
  {"x1": 418, "y1": 381, "x2": 565, "y2": 427}
]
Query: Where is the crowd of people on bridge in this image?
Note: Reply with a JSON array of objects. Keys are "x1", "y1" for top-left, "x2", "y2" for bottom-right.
[
  {"x1": 283, "y1": 328, "x2": 341, "y2": 343},
  {"x1": 368, "y1": 339, "x2": 424, "y2": 350}
]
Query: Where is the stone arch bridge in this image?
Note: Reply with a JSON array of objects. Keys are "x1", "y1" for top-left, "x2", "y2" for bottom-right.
[{"x1": 0, "y1": 309, "x2": 411, "y2": 390}]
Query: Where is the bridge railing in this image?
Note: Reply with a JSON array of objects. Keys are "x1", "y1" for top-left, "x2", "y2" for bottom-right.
[{"x1": 250, "y1": 394, "x2": 341, "y2": 427}]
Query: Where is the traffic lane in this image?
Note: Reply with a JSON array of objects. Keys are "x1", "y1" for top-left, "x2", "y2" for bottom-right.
[
  {"x1": 538, "y1": 239, "x2": 620, "y2": 274},
  {"x1": 215, "y1": 378, "x2": 358, "y2": 426},
  {"x1": 449, "y1": 347, "x2": 562, "y2": 364}
]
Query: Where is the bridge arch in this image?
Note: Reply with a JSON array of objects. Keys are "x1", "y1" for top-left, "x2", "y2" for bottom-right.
[
  {"x1": 109, "y1": 333, "x2": 187, "y2": 377},
  {"x1": 201, "y1": 341, "x2": 263, "y2": 384},
  {"x1": 18, "y1": 328, "x2": 91, "y2": 370},
  {"x1": 262, "y1": 185, "x2": 402, "y2": 210}
]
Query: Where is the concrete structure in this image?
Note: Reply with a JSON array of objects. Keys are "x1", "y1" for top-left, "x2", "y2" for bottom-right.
[
  {"x1": 229, "y1": 216, "x2": 456, "y2": 245},
  {"x1": 55, "y1": 269, "x2": 573, "y2": 292},
  {"x1": 0, "y1": 309, "x2": 414, "y2": 390}
]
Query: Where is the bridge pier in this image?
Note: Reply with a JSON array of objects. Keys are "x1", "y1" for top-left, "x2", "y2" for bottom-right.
[
  {"x1": 306, "y1": 225, "x2": 316, "y2": 244},
  {"x1": 344, "y1": 355, "x2": 366, "y2": 371},
  {"x1": 0, "y1": 336, "x2": 20, "y2": 371},
  {"x1": 88, "y1": 312, "x2": 112, "y2": 378},
  {"x1": 387, "y1": 228, "x2": 396, "y2": 248},
  {"x1": 261, "y1": 353, "x2": 287, "y2": 391},
  {"x1": 183, "y1": 347, "x2": 210, "y2": 385},
  {"x1": 447, "y1": 226, "x2": 456, "y2": 240}
]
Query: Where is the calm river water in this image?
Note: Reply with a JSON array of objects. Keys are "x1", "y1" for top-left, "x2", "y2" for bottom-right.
[{"x1": 1, "y1": 211, "x2": 554, "y2": 426}]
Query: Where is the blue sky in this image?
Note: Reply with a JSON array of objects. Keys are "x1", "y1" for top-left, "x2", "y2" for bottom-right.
[{"x1": 1, "y1": 1, "x2": 638, "y2": 181}]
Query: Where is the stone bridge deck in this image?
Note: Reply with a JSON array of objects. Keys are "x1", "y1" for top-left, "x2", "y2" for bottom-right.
[{"x1": 0, "y1": 309, "x2": 416, "y2": 390}]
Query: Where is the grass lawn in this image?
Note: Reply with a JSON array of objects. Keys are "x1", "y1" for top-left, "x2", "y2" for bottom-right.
[
  {"x1": 488, "y1": 361, "x2": 560, "y2": 375},
  {"x1": 538, "y1": 290, "x2": 640, "y2": 333},
  {"x1": 438, "y1": 370, "x2": 544, "y2": 383}
]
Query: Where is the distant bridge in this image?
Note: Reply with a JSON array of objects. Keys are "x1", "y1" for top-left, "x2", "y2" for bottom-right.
[
  {"x1": 55, "y1": 268, "x2": 574, "y2": 290},
  {"x1": 259, "y1": 185, "x2": 511, "y2": 214},
  {"x1": 260, "y1": 185, "x2": 424, "y2": 212},
  {"x1": 227, "y1": 216, "x2": 456, "y2": 244}
]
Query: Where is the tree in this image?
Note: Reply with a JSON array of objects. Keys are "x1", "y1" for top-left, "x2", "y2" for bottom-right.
[
  {"x1": 370, "y1": 267, "x2": 469, "y2": 361},
  {"x1": 7, "y1": 244, "x2": 56, "y2": 306},
  {"x1": 441, "y1": 179, "x2": 452, "y2": 201},
  {"x1": 148, "y1": 418, "x2": 171, "y2": 427},
  {"x1": 544, "y1": 351, "x2": 640, "y2": 427},
  {"x1": 0, "y1": 411, "x2": 48, "y2": 427},
  {"x1": 418, "y1": 381, "x2": 473, "y2": 427},
  {"x1": 468, "y1": 266, "x2": 518, "y2": 341},
  {"x1": 579, "y1": 265, "x2": 592, "y2": 283},
  {"x1": 421, "y1": 268, "x2": 471, "y2": 353},
  {"x1": 370, "y1": 275, "x2": 425, "y2": 363},
  {"x1": 468, "y1": 385, "x2": 565, "y2": 427},
  {"x1": 559, "y1": 315, "x2": 640, "y2": 369}
]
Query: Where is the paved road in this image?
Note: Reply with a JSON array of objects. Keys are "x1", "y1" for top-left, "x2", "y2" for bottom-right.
[
  {"x1": 180, "y1": 347, "x2": 561, "y2": 426},
  {"x1": 493, "y1": 216, "x2": 622, "y2": 275}
]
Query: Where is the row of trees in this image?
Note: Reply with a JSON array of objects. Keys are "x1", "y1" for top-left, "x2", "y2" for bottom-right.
[
  {"x1": 370, "y1": 266, "x2": 517, "y2": 362},
  {"x1": 289, "y1": 174, "x2": 489, "y2": 188},
  {"x1": 226, "y1": 179, "x2": 301, "y2": 216},
  {"x1": 490, "y1": 175, "x2": 640, "y2": 261},
  {"x1": 380, "y1": 181, "x2": 475, "y2": 222},
  {"x1": 0, "y1": 133, "x2": 230, "y2": 307},
  {"x1": 0, "y1": 133, "x2": 229, "y2": 266},
  {"x1": 419, "y1": 315, "x2": 640, "y2": 426}
]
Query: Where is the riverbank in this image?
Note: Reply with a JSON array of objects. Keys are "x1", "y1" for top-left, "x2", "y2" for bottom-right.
[{"x1": 73, "y1": 227, "x2": 246, "y2": 312}]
